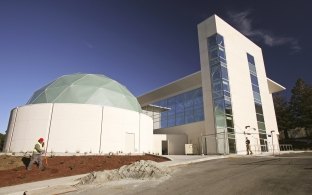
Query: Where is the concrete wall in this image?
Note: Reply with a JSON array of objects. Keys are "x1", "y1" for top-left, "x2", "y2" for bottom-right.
[
  {"x1": 47, "y1": 104, "x2": 102, "y2": 154},
  {"x1": 139, "y1": 113, "x2": 154, "y2": 153},
  {"x1": 154, "y1": 121, "x2": 206, "y2": 154},
  {"x1": 5, "y1": 104, "x2": 52, "y2": 153},
  {"x1": 153, "y1": 134, "x2": 187, "y2": 155},
  {"x1": 4, "y1": 103, "x2": 153, "y2": 154}
]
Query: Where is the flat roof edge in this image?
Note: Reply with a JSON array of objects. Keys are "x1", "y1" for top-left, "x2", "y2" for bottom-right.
[
  {"x1": 267, "y1": 78, "x2": 286, "y2": 93},
  {"x1": 137, "y1": 71, "x2": 201, "y2": 98}
]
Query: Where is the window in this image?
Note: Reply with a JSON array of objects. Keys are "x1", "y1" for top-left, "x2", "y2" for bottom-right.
[
  {"x1": 247, "y1": 53, "x2": 255, "y2": 65},
  {"x1": 213, "y1": 80, "x2": 223, "y2": 91},
  {"x1": 221, "y1": 66, "x2": 229, "y2": 80},
  {"x1": 225, "y1": 100, "x2": 232, "y2": 115},
  {"x1": 211, "y1": 66, "x2": 222, "y2": 81},
  {"x1": 255, "y1": 104, "x2": 263, "y2": 115},
  {"x1": 222, "y1": 80, "x2": 230, "y2": 92},
  {"x1": 258, "y1": 121, "x2": 266, "y2": 130},
  {"x1": 259, "y1": 133, "x2": 267, "y2": 139},
  {"x1": 209, "y1": 33, "x2": 236, "y2": 148},
  {"x1": 249, "y1": 63, "x2": 257, "y2": 75},
  {"x1": 250, "y1": 74, "x2": 259, "y2": 86},
  {"x1": 256, "y1": 114, "x2": 264, "y2": 122},
  {"x1": 219, "y1": 47, "x2": 226, "y2": 59},
  {"x1": 214, "y1": 99, "x2": 225, "y2": 115},
  {"x1": 253, "y1": 91, "x2": 261, "y2": 102},
  {"x1": 152, "y1": 88, "x2": 204, "y2": 129},
  {"x1": 209, "y1": 48, "x2": 219, "y2": 59},
  {"x1": 252, "y1": 84, "x2": 260, "y2": 93}
]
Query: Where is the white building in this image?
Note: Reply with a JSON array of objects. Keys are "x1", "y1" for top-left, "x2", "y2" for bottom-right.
[
  {"x1": 4, "y1": 74, "x2": 153, "y2": 154},
  {"x1": 4, "y1": 15, "x2": 284, "y2": 155},
  {"x1": 139, "y1": 15, "x2": 285, "y2": 155}
]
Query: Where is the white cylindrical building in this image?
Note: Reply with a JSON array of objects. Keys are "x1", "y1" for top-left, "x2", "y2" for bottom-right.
[{"x1": 4, "y1": 74, "x2": 153, "y2": 154}]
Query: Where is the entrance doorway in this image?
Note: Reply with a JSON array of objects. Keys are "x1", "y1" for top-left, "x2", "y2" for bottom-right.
[
  {"x1": 262, "y1": 139, "x2": 268, "y2": 152},
  {"x1": 162, "y1": 140, "x2": 168, "y2": 155}
]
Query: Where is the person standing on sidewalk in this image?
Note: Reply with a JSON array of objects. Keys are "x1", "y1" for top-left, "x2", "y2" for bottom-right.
[
  {"x1": 27, "y1": 138, "x2": 45, "y2": 170},
  {"x1": 246, "y1": 137, "x2": 253, "y2": 155}
]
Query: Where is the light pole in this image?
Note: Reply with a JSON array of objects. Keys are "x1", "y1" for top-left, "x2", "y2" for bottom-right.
[{"x1": 271, "y1": 130, "x2": 275, "y2": 155}]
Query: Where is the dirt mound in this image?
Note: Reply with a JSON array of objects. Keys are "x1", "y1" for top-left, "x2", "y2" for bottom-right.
[
  {"x1": 0, "y1": 154, "x2": 169, "y2": 187},
  {"x1": 77, "y1": 160, "x2": 171, "y2": 185}
]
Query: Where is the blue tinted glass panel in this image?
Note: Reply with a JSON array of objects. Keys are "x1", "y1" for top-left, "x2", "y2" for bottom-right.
[
  {"x1": 194, "y1": 108, "x2": 204, "y2": 121},
  {"x1": 224, "y1": 91, "x2": 231, "y2": 97},
  {"x1": 215, "y1": 114, "x2": 226, "y2": 128},
  {"x1": 219, "y1": 47, "x2": 226, "y2": 59},
  {"x1": 209, "y1": 49, "x2": 219, "y2": 59},
  {"x1": 216, "y1": 34, "x2": 224, "y2": 47},
  {"x1": 255, "y1": 103, "x2": 263, "y2": 114},
  {"x1": 176, "y1": 113, "x2": 184, "y2": 126},
  {"x1": 222, "y1": 80, "x2": 230, "y2": 92},
  {"x1": 247, "y1": 53, "x2": 255, "y2": 65},
  {"x1": 194, "y1": 94, "x2": 203, "y2": 105},
  {"x1": 256, "y1": 114, "x2": 264, "y2": 122},
  {"x1": 208, "y1": 34, "x2": 225, "y2": 48},
  {"x1": 213, "y1": 80, "x2": 222, "y2": 91},
  {"x1": 249, "y1": 63, "x2": 257, "y2": 75},
  {"x1": 257, "y1": 121, "x2": 266, "y2": 130},
  {"x1": 185, "y1": 108, "x2": 194, "y2": 123},
  {"x1": 250, "y1": 74, "x2": 259, "y2": 86},
  {"x1": 252, "y1": 84, "x2": 260, "y2": 93},
  {"x1": 220, "y1": 57, "x2": 227, "y2": 64},
  {"x1": 161, "y1": 112, "x2": 167, "y2": 128},
  {"x1": 226, "y1": 116, "x2": 234, "y2": 128},
  {"x1": 210, "y1": 58, "x2": 220, "y2": 66},
  {"x1": 211, "y1": 66, "x2": 222, "y2": 81},
  {"x1": 176, "y1": 95, "x2": 184, "y2": 112},
  {"x1": 220, "y1": 61, "x2": 227, "y2": 67},
  {"x1": 208, "y1": 35, "x2": 217, "y2": 48},
  {"x1": 214, "y1": 100, "x2": 225, "y2": 115},
  {"x1": 221, "y1": 66, "x2": 229, "y2": 80},
  {"x1": 152, "y1": 88, "x2": 204, "y2": 129},
  {"x1": 213, "y1": 90, "x2": 223, "y2": 99},
  {"x1": 253, "y1": 91, "x2": 261, "y2": 102},
  {"x1": 168, "y1": 116, "x2": 175, "y2": 127}
]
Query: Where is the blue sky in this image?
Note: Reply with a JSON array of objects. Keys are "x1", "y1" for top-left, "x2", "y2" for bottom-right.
[{"x1": 0, "y1": 0, "x2": 311, "y2": 134}]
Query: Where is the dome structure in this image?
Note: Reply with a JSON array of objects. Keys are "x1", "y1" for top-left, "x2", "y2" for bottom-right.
[{"x1": 27, "y1": 74, "x2": 141, "y2": 112}]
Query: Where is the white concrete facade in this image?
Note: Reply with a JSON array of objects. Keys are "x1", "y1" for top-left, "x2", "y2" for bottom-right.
[{"x1": 4, "y1": 103, "x2": 154, "y2": 154}]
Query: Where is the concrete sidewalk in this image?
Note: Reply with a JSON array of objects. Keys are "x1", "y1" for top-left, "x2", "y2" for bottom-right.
[{"x1": 0, "y1": 151, "x2": 303, "y2": 195}]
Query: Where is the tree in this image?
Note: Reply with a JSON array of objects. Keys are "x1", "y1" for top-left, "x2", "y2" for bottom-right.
[
  {"x1": 289, "y1": 79, "x2": 312, "y2": 129},
  {"x1": 273, "y1": 92, "x2": 293, "y2": 138},
  {"x1": 0, "y1": 133, "x2": 5, "y2": 152}
]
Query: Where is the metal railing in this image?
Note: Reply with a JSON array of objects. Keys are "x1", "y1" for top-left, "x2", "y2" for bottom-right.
[{"x1": 279, "y1": 144, "x2": 293, "y2": 151}]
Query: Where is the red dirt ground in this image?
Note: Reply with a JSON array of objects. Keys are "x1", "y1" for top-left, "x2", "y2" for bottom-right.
[{"x1": 0, "y1": 154, "x2": 169, "y2": 187}]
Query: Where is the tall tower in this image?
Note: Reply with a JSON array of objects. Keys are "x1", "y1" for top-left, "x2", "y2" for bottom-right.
[{"x1": 198, "y1": 15, "x2": 284, "y2": 154}]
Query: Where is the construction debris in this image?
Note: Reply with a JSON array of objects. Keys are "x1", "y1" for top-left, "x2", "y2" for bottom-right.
[{"x1": 76, "y1": 160, "x2": 171, "y2": 185}]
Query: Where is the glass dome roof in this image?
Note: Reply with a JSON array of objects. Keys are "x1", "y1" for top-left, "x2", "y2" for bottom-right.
[{"x1": 27, "y1": 74, "x2": 142, "y2": 112}]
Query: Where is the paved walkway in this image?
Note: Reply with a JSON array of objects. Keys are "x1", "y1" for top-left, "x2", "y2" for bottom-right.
[{"x1": 0, "y1": 151, "x2": 303, "y2": 195}]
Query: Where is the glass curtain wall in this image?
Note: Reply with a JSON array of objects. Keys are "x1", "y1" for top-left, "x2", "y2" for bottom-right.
[
  {"x1": 247, "y1": 53, "x2": 267, "y2": 152},
  {"x1": 208, "y1": 34, "x2": 236, "y2": 153},
  {"x1": 152, "y1": 88, "x2": 204, "y2": 129}
]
